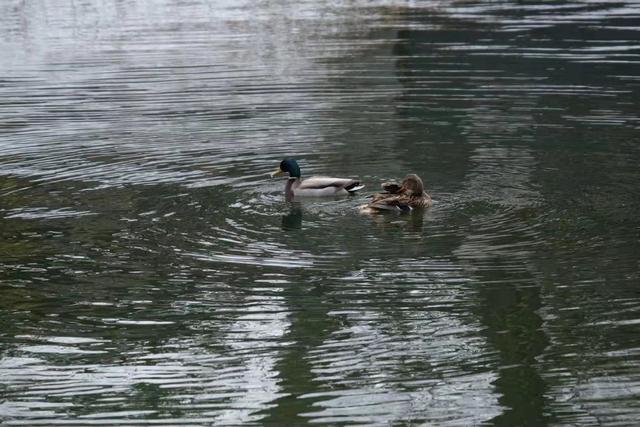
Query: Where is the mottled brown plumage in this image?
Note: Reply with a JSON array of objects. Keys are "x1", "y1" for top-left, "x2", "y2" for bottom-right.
[{"x1": 361, "y1": 174, "x2": 432, "y2": 213}]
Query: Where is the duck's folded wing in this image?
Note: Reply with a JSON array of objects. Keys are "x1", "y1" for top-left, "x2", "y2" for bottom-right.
[
  {"x1": 367, "y1": 194, "x2": 412, "y2": 212},
  {"x1": 299, "y1": 176, "x2": 363, "y2": 191}
]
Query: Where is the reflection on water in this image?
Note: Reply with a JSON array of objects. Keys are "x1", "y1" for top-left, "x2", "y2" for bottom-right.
[
  {"x1": 281, "y1": 204, "x2": 303, "y2": 231},
  {"x1": 2, "y1": 0, "x2": 640, "y2": 425}
]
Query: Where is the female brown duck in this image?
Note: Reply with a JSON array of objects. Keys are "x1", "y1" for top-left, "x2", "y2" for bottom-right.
[{"x1": 360, "y1": 174, "x2": 432, "y2": 213}]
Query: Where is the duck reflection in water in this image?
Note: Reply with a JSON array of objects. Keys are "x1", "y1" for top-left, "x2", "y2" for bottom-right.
[
  {"x1": 366, "y1": 206, "x2": 425, "y2": 232},
  {"x1": 281, "y1": 203, "x2": 303, "y2": 230}
]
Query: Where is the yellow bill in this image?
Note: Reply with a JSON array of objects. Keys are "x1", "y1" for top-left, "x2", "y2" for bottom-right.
[{"x1": 270, "y1": 167, "x2": 285, "y2": 178}]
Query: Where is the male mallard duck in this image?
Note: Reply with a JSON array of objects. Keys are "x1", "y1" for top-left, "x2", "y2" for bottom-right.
[
  {"x1": 270, "y1": 158, "x2": 364, "y2": 199},
  {"x1": 360, "y1": 174, "x2": 432, "y2": 213}
]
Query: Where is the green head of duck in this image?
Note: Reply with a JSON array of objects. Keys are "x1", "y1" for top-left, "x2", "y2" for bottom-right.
[{"x1": 271, "y1": 158, "x2": 301, "y2": 179}]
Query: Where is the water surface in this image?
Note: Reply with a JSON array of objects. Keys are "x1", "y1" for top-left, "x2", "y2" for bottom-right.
[{"x1": 1, "y1": 1, "x2": 640, "y2": 425}]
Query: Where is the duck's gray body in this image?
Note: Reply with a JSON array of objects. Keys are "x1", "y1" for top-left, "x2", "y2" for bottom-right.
[{"x1": 285, "y1": 176, "x2": 364, "y2": 198}]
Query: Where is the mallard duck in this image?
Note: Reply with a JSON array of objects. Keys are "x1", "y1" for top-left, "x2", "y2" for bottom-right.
[
  {"x1": 271, "y1": 159, "x2": 364, "y2": 199},
  {"x1": 360, "y1": 174, "x2": 432, "y2": 213}
]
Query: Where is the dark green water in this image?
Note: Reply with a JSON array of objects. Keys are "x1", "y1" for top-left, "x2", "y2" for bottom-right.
[{"x1": 1, "y1": 1, "x2": 639, "y2": 425}]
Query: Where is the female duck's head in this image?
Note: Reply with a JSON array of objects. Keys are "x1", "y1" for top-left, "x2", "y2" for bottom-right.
[
  {"x1": 401, "y1": 174, "x2": 425, "y2": 195},
  {"x1": 271, "y1": 158, "x2": 301, "y2": 179}
]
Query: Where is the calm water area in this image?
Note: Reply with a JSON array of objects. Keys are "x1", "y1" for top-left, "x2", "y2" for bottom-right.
[{"x1": 1, "y1": 1, "x2": 639, "y2": 425}]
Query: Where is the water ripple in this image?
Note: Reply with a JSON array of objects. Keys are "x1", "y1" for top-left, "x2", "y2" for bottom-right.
[{"x1": 2, "y1": 0, "x2": 640, "y2": 426}]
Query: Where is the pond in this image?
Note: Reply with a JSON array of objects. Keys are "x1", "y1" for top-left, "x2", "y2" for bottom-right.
[{"x1": 1, "y1": 1, "x2": 639, "y2": 425}]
